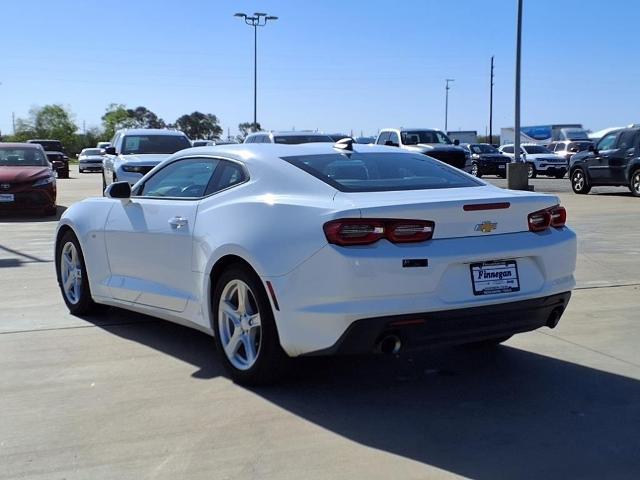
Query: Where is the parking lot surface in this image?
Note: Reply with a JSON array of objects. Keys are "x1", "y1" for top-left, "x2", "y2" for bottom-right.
[{"x1": 1, "y1": 168, "x2": 639, "y2": 479}]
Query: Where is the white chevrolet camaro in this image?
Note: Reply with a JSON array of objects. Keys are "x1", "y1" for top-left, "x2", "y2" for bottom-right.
[{"x1": 55, "y1": 142, "x2": 576, "y2": 384}]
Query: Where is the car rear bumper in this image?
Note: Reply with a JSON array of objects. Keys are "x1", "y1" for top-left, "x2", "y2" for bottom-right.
[
  {"x1": 267, "y1": 228, "x2": 576, "y2": 356},
  {"x1": 306, "y1": 291, "x2": 571, "y2": 355}
]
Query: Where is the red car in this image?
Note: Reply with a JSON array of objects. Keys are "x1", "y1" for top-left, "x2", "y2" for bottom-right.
[{"x1": 0, "y1": 143, "x2": 57, "y2": 216}]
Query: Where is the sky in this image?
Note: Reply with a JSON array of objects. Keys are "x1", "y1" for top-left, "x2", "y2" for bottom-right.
[{"x1": 1, "y1": 0, "x2": 638, "y2": 139}]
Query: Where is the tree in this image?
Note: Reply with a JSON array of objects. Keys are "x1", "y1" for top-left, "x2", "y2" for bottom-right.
[
  {"x1": 126, "y1": 106, "x2": 166, "y2": 129},
  {"x1": 102, "y1": 104, "x2": 137, "y2": 139},
  {"x1": 174, "y1": 112, "x2": 223, "y2": 140},
  {"x1": 13, "y1": 104, "x2": 77, "y2": 148},
  {"x1": 237, "y1": 122, "x2": 261, "y2": 141}
]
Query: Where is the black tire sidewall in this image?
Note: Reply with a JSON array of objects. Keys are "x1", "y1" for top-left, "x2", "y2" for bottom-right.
[
  {"x1": 630, "y1": 169, "x2": 640, "y2": 197},
  {"x1": 212, "y1": 265, "x2": 286, "y2": 385},
  {"x1": 56, "y1": 231, "x2": 95, "y2": 315}
]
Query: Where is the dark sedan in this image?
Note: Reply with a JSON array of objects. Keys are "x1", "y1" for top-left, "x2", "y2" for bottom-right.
[
  {"x1": 0, "y1": 143, "x2": 57, "y2": 215},
  {"x1": 461, "y1": 143, "x2": 511, "y2": 178}
]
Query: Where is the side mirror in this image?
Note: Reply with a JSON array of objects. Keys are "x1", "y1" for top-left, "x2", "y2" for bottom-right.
[
  {"x1": 588, "y1": 144, "x2": 596, "y2": 152},
  {"x1": 105, "y1": 181, "x2": 131, "y2": 199},
  {"x1": 453, "y1": 139, "x2": 460, "y2": 146},
  {"x1": 104, "y1": 146, "x2": 117, "y2": 155}
]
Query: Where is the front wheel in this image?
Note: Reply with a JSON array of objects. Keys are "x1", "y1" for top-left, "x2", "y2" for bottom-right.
[
  {"x1": 629, "y1": 169, "x2": 640, "y2": 197},
  {"x1": 470, "y1": 162, "x2": 481, "y2": 177},
  {"x1": 571, "y1": 168, "x2": 591, "y2": 194},
  {"x1": 527, "y1": 163, "x2": 537, "y2": 179},
  {"x1": 56, "y1": 231, "x2": 98, "y2": 315},
  {"x1": 213, "y1": 265, "x2": 288, "y2": 385}
]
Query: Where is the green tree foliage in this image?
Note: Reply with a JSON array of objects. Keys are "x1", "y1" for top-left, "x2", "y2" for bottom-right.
[
  {"x1": 126, "y1": 106, "x2": 166, "y2": 129},
  {"x1": 13, "y1": 104, "x2": 77, "y2": 150},
  {"x1": 101, "y1": 104, "x2": 137, "y2": 139},
  {"x1": 174, "y1": 112, "x2": 223, "y2": 140}
]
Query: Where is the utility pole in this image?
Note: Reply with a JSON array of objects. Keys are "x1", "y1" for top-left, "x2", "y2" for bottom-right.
[
  {"x1": 489, "y1": 56, "x2": 494, "y2": 145},
  {"x1": 83, "y1": 120, "x2": 86, "y2": 135},
  {"x1": 444, "y1": 79, "x2": 454, "y2": 132},
  {"x1": 12, "y1": 112, "x2": 15, "y2": 135},
  {"x1": 234, "y1": 12, "x2": 278, "y2": 128}
]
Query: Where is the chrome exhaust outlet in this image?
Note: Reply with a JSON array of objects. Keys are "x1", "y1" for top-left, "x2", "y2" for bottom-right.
[{"x1": 378, "y1": 335, "x2": 402, "y2": 354}]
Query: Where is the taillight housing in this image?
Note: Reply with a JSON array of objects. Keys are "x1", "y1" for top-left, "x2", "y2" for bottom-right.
[
  {"x1": 528, "y1": 205, "x2": 566, "y2": 232},
  {"x1": 324, "y1": 219, "x2": 435, "y2": 246}
]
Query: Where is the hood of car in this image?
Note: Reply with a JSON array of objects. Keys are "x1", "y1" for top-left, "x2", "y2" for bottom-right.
[
  {"x1": 0, "y1": 166, "x2": 52, "y2": 183},
  {"x1": 119, "y1": 153, "x2": 173, "y2": 165},
  {"x1": 79, "y1": 155, "x2": 104, "y2": 161},
  {"x1": 527, "y1": 153, "x2": 559, "y2": 160}
]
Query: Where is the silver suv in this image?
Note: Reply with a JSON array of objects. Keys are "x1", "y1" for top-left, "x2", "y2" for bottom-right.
[{"x1": 244, "y1": 131, "x2": 334, "y2": 144}]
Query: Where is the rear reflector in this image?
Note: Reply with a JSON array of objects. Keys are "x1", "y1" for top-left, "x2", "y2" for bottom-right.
[
  {"x1": 463, "y1": 202, "x2": 511, "y2": 211},
  {"x1": 324, "y1": 218, "x2": 435, "y2": 246},
  {"x1": 528, "y1": 205, "x2": 567, "y2": 232}
]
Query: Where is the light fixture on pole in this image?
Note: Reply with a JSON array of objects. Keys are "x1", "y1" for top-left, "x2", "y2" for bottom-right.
[
  {"x1": 444, "y1": 78, "x2": 454, "y2": 133},
  {"x1": 234, "y1": 12, "x2": 278, "y2": 129}
]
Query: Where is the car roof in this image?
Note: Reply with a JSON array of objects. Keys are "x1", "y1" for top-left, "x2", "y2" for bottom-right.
[
  {"x1": 248, "y1": 131, "x2": 331, "y2": 137},
  {"x1": 0, "y1": 142, "x2": 45, "y2": 149},
  {"x1": 380, "y1": 127, "x2": 443, "y2": 132},
  {"x1": 117, "y1": 129, "x2": 188, "y2": 136}
]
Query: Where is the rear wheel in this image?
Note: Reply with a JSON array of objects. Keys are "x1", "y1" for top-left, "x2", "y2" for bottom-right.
[
  {"x1": 44, "y1": 206, "x2": 57, "y2": 216},
  {"x1": 212, "y1": 265, "x2": 288, "y2": 385},
  {"x1": 470, "y1": 162, "x2": 481, "y2": 177},
  {"x1": 629, "y1": 169, "x2": 640, "y2": 197},
  {"x1": 571, "y1": 168, "x2": 591, "y2": 194},
  {"x1": 55, "y1": 231, "x2": 98, "y2": 315}
]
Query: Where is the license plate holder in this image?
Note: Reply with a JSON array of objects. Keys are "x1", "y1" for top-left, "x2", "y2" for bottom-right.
[
  {"x1": 470, "y1": 260, "x2": 520, "y2": 296},
  {"x1": 0, "y1": 194, "x2": 14, "y2": 203}
]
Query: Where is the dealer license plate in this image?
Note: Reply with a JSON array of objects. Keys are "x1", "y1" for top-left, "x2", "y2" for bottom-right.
[
  {"x1": 499, "y1": 164, "x2": 505, "y2": 169},
  {"x1": 0, "y1": 194, "x2": 14, "y2": 203},
  {"x1": 470, "y1": 260, "x2": 520, "y2": 296}
]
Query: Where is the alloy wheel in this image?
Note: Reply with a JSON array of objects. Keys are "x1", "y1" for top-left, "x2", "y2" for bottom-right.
[
  {"x1": 60, "y1": 242, "x2": 82, "y2": 305},
  {"x1": 573, "y1": 170, "x2": 585, "y2": 191},
  {"x1": 217, "y1": 279, "x2": 262, "y2": 371},
  {"x1": 471, "y1": 163, "x2": 479, "y2": 176},
  {"x1": 632, "y1": 171, "x2": 640, "y2": 195},
  {"x1": 527, "y1": 163, "x2": 534, "y2": 178}
]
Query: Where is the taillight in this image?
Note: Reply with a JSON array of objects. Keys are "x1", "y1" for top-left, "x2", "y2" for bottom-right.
[
  {"x1": 528, "y1": 205, "x2": 566, "y2": 232},
  {"x1": 323, "y1": 219, "x2": 434, "y2": 246}
]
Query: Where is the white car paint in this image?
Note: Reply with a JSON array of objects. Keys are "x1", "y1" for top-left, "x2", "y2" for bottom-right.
[
  {"x1": 499, "y1": 144, "x2": 568, "y2": 176},
  {"x1": 57, "y1": 143, "x2": 577, "y2": 357}
]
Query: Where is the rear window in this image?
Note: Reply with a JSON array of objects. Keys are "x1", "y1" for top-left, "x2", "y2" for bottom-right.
[
  {"x1": 273, "y1": 135, "x2": 333, "y2": 145},
  {"x1": 282, "y1": 152, "x2": 481, "y2": 192}
]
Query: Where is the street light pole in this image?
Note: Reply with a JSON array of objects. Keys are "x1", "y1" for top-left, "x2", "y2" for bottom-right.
[
  {"x1": 234, "y1": 12, "x2": 278, "y2": 129},
  {"x1": 445, "y1": 78, "x2": 454, "y2": 133},
  {"x1": 489, "y1": 56, "x2": 494, "y2": 145}
]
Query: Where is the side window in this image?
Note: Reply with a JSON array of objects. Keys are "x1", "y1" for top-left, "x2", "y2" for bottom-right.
[
  {"x1": 503, "y1": 146, "x2": 514, "y2": 154},
  {"x1": 205, "y1": 161, "x2": 247, "y2": 195},
  {"x1": 376, "y1": 132, "x2": 390, "y2": 145},
  {"x1": 245, "y1": 136, "x2": 255, "y2": 143},
  {"x1": 617, "y1": 131, "x2": 636, "y2": 150},
  {"x1": 388, "y1": 132, "x2": 400, "y2": 146},
  {"x1": 138, "y1": 158, "x2": 219, "y2": 198},
  {"x1": 598, "y1": 132, "x2": 618, "y2": 151}
]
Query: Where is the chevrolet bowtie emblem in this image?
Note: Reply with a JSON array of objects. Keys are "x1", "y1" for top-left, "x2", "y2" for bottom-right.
[{"x1": 475, "y1": 221, "x2": 497, "y2": 233}]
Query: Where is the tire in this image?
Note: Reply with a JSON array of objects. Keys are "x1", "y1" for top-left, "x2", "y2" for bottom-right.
[
  {"x1": 212, "y1": 264, "x2": 288, "y2": 385},
  {"x1": 470, "y1": 162, "x2": 481, "y2": 177},
  {"x1": 59, "y1": 169, "x2": 70, "y2": 179},
  {"x1": 527, "y1": 163, "x2": 537, "y2": 179},
  {"x1": 44, "y1": 206, "x2": 57, "y2": 216},
  {"x1": 463, "y1": 335, "x2": 512, "y2": 349},
  {"x1": 79, "y1": 168, "x2": 84, "y2": 174},
  {"x1": 571, "y1": 168, "x2": 591, "y2": 194},
  {"x1": 629, "y1": 169, "x2": 640, "y2": 197},
  {"x1": 102, "y1": 172, "x2": 107, "y2": 196},
  {"x1": 55, "y1": 230, "x2": 98, "y2": 315}
]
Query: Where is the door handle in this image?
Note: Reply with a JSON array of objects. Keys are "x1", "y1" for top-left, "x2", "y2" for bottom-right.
[{"x1": 168, "y1": 216, "x2": 188, "y2": 229}]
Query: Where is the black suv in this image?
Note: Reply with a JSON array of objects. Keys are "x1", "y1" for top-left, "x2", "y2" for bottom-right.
[
  {"x1": 569, "y1": 127, "x2": 640, "y2": 196},
  {"x1": 27, "y1": 139, "x2": 70, "y2": 178},
  {"x1": 460, "y1": 143, "x2": 510, "y2": 178}
]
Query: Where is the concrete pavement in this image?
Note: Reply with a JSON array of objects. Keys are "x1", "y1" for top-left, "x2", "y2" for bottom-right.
[{"x1": 1, "y1": 168, "x2": 639, "y2": 479}]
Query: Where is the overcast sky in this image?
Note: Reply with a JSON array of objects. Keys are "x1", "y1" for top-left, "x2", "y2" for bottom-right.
[{"x1": 1, "y1": 0, "x2": 637, "y2": 138}]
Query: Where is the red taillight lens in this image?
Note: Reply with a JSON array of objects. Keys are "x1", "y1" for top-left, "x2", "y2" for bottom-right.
[
  {"x1": 323, "y1": 219, "x2": 435, "y2": 246},
  {"x1": 528, "y1": 205, "x2": 566, "y2": 232}
]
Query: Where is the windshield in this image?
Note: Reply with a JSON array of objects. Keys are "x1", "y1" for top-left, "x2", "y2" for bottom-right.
[
  {"x1": 82, "y1": 149, "x2": 103, "y2": 156},
  {"x1": 121, "y1": 135, "x2": 191, "y2": 155},
  {"x1": 401, "y1": 130, "x2": 452, "y2": 145},
  {"x1": 523, "y1": 145, "x2": 552, "y2": 154},
  {"x1": 568, "y1": 142, "x2": 592, "y2": 152},
  {"x1": 0, "y1": 148, "x2": 49, "y2": 167},
  {"x1": 283, "y1": 152, "x2": 481, "y2": 192},
  {"x1": 470, "y1": 144, "x2": 499, "y2": 154},
  {"x1": 273, "y1": 135, "x2": 334, "y2": 144}
]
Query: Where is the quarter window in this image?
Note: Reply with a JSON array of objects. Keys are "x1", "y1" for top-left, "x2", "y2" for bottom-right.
[
  {"x1": 598, "y1": 132, "x2": 618, "y2": 151},
  {"x1": 139, "y1": 158, "x2": 220, "y2": 198},
  {"x1": 388, "y1": 132, "x2": 400, "y2": 146},
  {"x1": 205, "y1": 161, "x2": 247, "y2": 195},
  {"x1": 617, "y1": 131, "x2": 636, "y2": 150}
]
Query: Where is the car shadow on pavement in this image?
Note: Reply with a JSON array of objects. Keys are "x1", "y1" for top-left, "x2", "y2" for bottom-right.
[
  {"x1": 0, "y1": 205, "x2": 67, "y2": 222},
  {"x1": 83, "y1": 310, "x2": 640, "y2": 479}
]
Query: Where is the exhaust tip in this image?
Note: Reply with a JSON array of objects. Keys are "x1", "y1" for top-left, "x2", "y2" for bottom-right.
[
  {"x1": 547, "y1": 307, "x2": 564, "y2": 328},
  {"x1": 378, "y1": 335, "x2": 402, "y2": 355}
]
